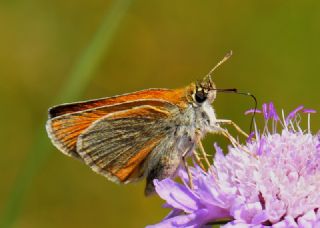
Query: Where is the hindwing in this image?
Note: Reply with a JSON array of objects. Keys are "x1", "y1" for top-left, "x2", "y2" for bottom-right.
[{"x1": 76, "y1": 105, "x2": 179, "y2": 183}]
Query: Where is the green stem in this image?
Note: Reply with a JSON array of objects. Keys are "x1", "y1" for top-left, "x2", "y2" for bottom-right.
[{"x1": 0, "y1": 1, "x2": 133, "y2": 227}]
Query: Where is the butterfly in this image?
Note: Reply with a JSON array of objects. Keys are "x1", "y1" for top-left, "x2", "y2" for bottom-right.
[{"x1": 46, "y1": 51, "x2": 248, "y2": 195}]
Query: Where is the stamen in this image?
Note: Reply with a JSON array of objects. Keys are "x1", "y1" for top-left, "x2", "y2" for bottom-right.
[
  {"x1": 295, "y1": 114, "x2": 303, "y2": 133},
  {"x1": 262, "y1": 103, "x2": 269, "y2": 120},
  {"x1": 246, "y1": 132, "x2": 255, "y2": 143},
  {"x1": 285, "y1": 105, "x2": 304, "y2": 124},
  {"x1": 289, "y1": 120, "x2": 297, "y2": 132},
  {"x1": 245, "y1": 109, "x2": 262, "y2": 115},
  {"x1": 254, "y1": 119, "x2": 260, "y2": 144},
  {"x1": 303, "y1": 109, "x2": 316, "y2": 114},
  {"x1": 269, "y1": 102, "x2": 279, "y2": 121},
  {"x1": 257, "y1": 137, "x2": 265, "y2": 156},
  {"x1": 308, "y1": 113, "x2": 311, "y2": 134},
  {"x1": 282, "y1": 110, "x2": 288, "y2": 130},
  {"x1": 302, "y1": 109, "x2": 316, "y2": 134}
]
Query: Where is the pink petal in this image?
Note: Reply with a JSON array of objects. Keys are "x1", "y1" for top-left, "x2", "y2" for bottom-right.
[{"x1": 153, "y1": 179, "x2": 201, "y2": 213}]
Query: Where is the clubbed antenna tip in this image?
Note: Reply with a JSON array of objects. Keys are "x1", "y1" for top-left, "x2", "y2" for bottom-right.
[{"x1": 207, "y1": 50, "x2": 233, "y2": 77}]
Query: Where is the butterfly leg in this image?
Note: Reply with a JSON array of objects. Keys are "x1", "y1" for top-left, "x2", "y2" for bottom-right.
[
  {"x1": 182, "y1": 155, "x2": 194, "y2": 189},
  {"x1": 197, "y1": 140, "x2": 211, "y2": 167},
  {"x1": 216, "y1": 119, "x2": 249, "y2": 138},
  {"x1": 216, "y1": 127, "x2": 255, "y2": 157},
  {"x1": 193, "y1": 130, "x2": 211, "y2": 169},
  {"x1": 192, "y1": 150, "x2": 206, "y2": 171}
]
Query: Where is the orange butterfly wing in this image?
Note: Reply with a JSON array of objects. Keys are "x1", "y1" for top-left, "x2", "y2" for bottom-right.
[
  {"x1": 46, "y1": 88, "x2": 188, "y2": 159},
  {"x1": 49, "y1": 88, "x2": 187, "y2": 118},
  {"x1": 77, "y1": 105, "x2": 177, "y2": 183}
]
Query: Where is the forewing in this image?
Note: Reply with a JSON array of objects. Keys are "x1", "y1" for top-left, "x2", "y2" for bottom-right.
[
  {"x1": 48, "y1": 88, "x2": 187, "y2": 118},
  {"x1": 77, "y1": 105, "x2": 178, "y2": 183},
  {"x1": 46, "y1": 99, "x2": 177, "y2": 159}
]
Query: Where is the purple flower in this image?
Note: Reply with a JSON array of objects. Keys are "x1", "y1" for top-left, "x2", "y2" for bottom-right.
[{"x1": 148, "y1": 103, "x2": 320, "y2": 228}]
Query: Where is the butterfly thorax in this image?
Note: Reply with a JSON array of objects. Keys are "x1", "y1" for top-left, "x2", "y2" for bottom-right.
[{"x1": 173, "y1": 81, "x2": 219, "y2": 154}]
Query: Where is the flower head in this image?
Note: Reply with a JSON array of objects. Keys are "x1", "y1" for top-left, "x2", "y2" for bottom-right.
[{"x1": 148, "y1": 103, "x2": 320, "y2": 227}]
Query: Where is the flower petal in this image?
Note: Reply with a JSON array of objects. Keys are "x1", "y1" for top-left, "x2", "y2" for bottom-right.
[
  {"x1": 153, "y1": 179, "x2": 201, "y2": 213},
  {"x1": 147, "y1": 209, "x2": 210, "y2": 228},
  {"x1": 163, "y1": 208, "x2": 183, "y2": 220},
  {"x1": 222, "y1": 220, "x2": 262, "y2": 227},
  {"x1": 231, "y1": 202, "x2": 265, "y2": 224},
  {"x1": 297, "y1": 210, "x2": 317, "y2": 227}
]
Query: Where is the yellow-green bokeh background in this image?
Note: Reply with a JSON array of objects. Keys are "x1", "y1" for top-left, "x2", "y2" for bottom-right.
[{"x1": 1, "y1": 1, "x2": 320, "y2": 227}]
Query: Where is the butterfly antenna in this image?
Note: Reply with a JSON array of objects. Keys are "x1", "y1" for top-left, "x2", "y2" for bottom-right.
[{"x1": 206, "y1": 50, "x2": 233, "y2": 79}]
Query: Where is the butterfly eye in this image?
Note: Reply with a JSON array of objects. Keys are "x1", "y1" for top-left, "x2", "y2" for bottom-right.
[{"x1": 195, "y1": 90, "x2": 207, "y2": 103}]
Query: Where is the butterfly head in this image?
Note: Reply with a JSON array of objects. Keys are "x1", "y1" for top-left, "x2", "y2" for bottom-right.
[
  {"x1": 188, "y1": 75, "x2": 217, "y2": 106},
  {"x1": 187, "y1": 51, "x2": 234, "y2": 106}
]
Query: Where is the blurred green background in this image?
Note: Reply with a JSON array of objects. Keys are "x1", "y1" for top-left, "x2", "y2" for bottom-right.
[{"x1": 1, "y1": 0, "x2": 320, "y2": 227}]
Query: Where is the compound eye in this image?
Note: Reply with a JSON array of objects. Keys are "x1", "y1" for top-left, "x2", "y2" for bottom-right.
[{"x1": 195, "y1": 90, "x2": 207, "y2": 103}]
